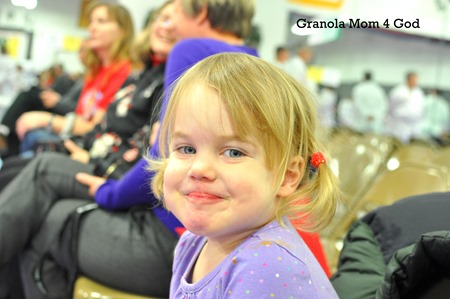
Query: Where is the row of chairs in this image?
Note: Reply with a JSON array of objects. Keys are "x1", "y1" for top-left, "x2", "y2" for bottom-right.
[{"x1": 321, "y1": 130, "x2": 450, "y2": 273}]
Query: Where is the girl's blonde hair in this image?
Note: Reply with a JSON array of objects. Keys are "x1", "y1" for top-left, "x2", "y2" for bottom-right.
[
  {"x1": 150, "y1": 53, "x2": 342, "y2": 232},
  {"x1": 84, "y1": 1, "x2": 135, "y2": 78}
]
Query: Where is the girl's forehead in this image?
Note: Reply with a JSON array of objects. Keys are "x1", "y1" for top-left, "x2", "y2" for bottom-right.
[
  {"x1": 173, "y1": 87, "x2": 249, "y2": 139},
  {"x1": 173, "y1": 86, "x2": 228, "y2": 127},
  {"x1": 175, "y1": 83, "x2": 219, "y2": 109}
]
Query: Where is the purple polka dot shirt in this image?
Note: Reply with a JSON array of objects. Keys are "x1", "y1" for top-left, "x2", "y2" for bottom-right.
[{"x1": 170, "y1": 217, "x2": 338, "y2": 298}]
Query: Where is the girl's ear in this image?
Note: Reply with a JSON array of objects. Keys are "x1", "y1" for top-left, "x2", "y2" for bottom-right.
[{"x1": 277, "y1": 156, "x2": 304, "y2": 198}]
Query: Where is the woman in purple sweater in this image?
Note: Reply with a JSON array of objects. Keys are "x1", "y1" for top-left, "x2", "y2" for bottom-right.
[{"x1": 0, "y1": 0, "x2": 257, "y2": 298}]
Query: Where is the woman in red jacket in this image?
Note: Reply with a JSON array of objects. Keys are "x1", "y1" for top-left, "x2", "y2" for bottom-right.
[{"x1": 16, "y1": 1, "x2": 135, "y2": 152}]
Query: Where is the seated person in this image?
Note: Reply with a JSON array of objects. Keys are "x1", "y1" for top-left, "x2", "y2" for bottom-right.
[
  {"x1": 15, "y1": 1, "x2": 135, "y2": 154},
  {"x1": 0, "y1": 66, "x2": 84, "y2": 158},
  {"x1": 0, "y1": 2, "x2": 176, "y2": 297}
]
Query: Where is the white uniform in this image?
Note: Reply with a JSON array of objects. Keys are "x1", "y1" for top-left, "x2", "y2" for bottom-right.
[
  {"x1": 284, "y1": 56, "x2": 308, "y2": 84},
  {"x1": 337, "y1": 97, "x2": 361, "y2": 131},
  {"x1": 417, "y1": 93, "x2": 450, "y2": 139},
  {"x1": 316, "y1": 87, "x2": 338, "y2": 129},
  {"x1": 384, "y1": 84, "x2": 424, "y2": 143},
  {"x1": 271, "y1": 59, "x2": 287, "y2": 71},
  {"x1": 352, "y1": 81, "x2": 388, "y2": 133}
]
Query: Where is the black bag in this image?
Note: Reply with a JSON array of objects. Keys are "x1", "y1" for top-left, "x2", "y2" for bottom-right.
[
  {"x1": 33, "y1": 203, "x2": 98, "y2": 297},
  {"x1": 92, "y1": 152, "x2": 135, "y2": 180},
  {"x1": 91, "y1": 125, "x2": 151, "y2": 180}
]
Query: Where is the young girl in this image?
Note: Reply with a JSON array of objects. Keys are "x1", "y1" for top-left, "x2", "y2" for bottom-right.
[{"x1": 150, "y1": 53, "x2": 342, "y2": 298}]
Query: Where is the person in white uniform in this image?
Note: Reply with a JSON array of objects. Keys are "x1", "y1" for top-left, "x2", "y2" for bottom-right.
[
  {"x1": 384, "y1": 72, "x2": 424, "y2": 143},
  {"x1": 272, "y1": 46, "x2": 289, "y2": 70},
  {"x1": 352, "y1": 72, "x2": 388, "y2": 134},
  {"x1": 417, "y1": 88, "x2": 450, "y2": 143},
  {"x1": 284, "y1": 45, "x2": 313, "y2": 84}
]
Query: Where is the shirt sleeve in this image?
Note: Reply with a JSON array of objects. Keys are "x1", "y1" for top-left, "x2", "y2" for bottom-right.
[
  {"x1": 94, "y1": 157, "x2": 156, "y2": 210},
  {"x1": 53, "y1": 79, "x2": 84, "y2": 115}
]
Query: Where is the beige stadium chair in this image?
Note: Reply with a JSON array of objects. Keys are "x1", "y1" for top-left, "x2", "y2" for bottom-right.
[
  {"x1": 431, "y1": 146, "x2": 450, "y2": 169},
  {"x1": 322, "y1": 137, "x2": 388, "y2": 272},
  {"x1": 356, "y1": 162, "x2": 449, "y2": 211},
  {"x1": 325, "y1": 132, "x2": 400, "y2": 219},
  {"x1": 326, "y1": 128, "x2": 360, "y2": 148},
  {"x1": 73, "y1": 276, "x2": 166, "y2": 299},
  {"x1": 386, "y1": 143, "x2": 437, "y2": 166},
  {"x1": 358, "y1": 133, "x2": 401, "y2": 160},
  {"x1": 327, "y1": 140, "x2": 386, "y2": 216},
  {"x1": 324, "y1": 161, "x2": 450, "y2": 274}
]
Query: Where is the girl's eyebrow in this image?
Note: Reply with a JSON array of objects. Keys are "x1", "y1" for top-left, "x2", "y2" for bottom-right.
[
  {"x1": 171, "y1": 132, "x2": 189, "y2": 140},
  {"x1": 171, "y1": 131, "x2": 255, "y2": 145}
]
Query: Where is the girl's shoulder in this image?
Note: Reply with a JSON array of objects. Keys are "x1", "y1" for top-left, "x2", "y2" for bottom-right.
[
  {"x1": 217, "y1": 224, "x2": 336, "y2": 298},
  {"x1": 175, "y1": 231, "x2": 205, "y2": 258},
  {"x1": 235, "y1": 219, "x2": 307, "y2": 263}
]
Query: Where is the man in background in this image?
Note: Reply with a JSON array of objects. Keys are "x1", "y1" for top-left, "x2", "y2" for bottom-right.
[
  {"x1": 384, "y1": 71, "x2": 424, "y2": 143},
  {"x1": 352, "y1": 71, "x2": 388, "y2": 134},
  {"x1": 417, "y1": 88, "x2": 450, "y2": 144},
  {"x1": 284, "y1": 45, "x2": 313, "y2": 84},
  {"x1": 272, "y1": 46, "x2": 289, "y2": 70}
]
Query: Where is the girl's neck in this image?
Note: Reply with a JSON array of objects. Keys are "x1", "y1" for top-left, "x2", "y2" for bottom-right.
[
  {"x1": 191, "y1": 230, "x2": 257, "y2": 283},
  {"x1": 191, "y1": 241, "x2": 229, "y2": 283}
]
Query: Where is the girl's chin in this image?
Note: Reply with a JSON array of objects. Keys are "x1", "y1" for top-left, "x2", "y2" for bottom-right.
[{"x1": 183, "y1": 219, "x2": 211, "y2": 235}]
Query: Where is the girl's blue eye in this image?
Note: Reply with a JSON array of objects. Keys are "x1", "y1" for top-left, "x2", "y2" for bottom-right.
[
  {"x1": 224, "y1": 149, "x2": 244, "y2": 158},
  {"x1": 178, "y1": 146, "x2": 196, "y2": 154}
]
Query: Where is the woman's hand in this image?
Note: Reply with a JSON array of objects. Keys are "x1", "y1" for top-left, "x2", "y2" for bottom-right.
[
  {"x1": 64, "y1": 139, "x2": 90, "y2": 163},
  {"x1": 75, "y1": 172, "x2": 106, "y2": 197},
  {"x1": 16, "y1": 111, "x2": 52, "y2": 139},
  {"x1": 40, "y1": 90, "x2": 61, "y2": 109},
  {"x1": 123, "y1": 147, "x2": 139, "y2": 162}
]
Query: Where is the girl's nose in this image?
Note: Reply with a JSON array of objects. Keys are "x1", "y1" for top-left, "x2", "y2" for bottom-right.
[{"x1": 188, "y1": 155, "x2": 217, "y2": 181}]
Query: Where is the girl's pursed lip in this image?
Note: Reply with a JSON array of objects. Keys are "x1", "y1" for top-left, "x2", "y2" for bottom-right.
[{"x1": 187, "y1": 192, "x2": 223, "y2": 201}]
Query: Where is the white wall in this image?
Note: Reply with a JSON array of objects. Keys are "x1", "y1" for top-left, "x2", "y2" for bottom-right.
[
  {"x1": 252, "y1": 0, "x2": 450, "y2": 89},
  {"x1": 118, "y1": 0, "x2": 165, "y2": 32},
  {"x1": 0, "y1": 0, "x2": 87, "y2": 73},
  {"x1": 1, "y1": 0, "x2": 450, "y2": 89},
  {"x1": 0, "y1": 0, "x2": 164, "y2": 74}
]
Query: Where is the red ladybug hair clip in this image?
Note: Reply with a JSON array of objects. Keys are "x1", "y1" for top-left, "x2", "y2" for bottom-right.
[{"x1": 310, "y1": 152, "x2": 326, "y2": 169}]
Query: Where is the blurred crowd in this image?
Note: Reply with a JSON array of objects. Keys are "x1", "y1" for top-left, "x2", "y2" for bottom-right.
[{"x1": 273, "y1": 45, "x2": 450, "y2": 146}]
